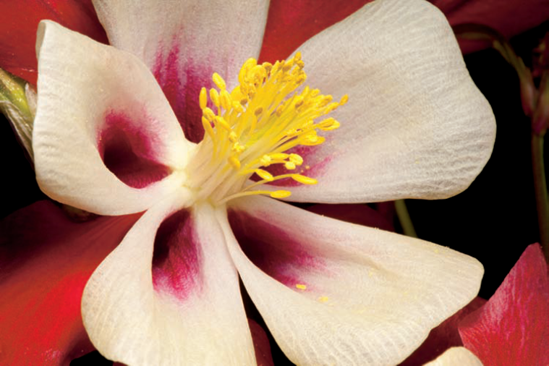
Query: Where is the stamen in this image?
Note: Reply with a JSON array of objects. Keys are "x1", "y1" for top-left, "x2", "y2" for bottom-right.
[
  {"x1": 212, "y1": 72, "x2": 226, "y2": 90},
  {"x1": 187, "y1": 53, "x2": 347, "y2": 205}
]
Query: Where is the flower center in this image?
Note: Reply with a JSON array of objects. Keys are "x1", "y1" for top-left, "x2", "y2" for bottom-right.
[{"x1": 187, "y1": 52, "x2": 347, "y2": 206}]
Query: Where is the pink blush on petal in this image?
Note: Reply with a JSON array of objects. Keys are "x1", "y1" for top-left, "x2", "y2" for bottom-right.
[
  {"x1": 98, "y1": 112, "x2": 171, "y2": 189},
  {"x1": 153, "y1": 41, "x2": 213, "y2": 143},
  {"x1": 228, "y1": 209, "x2": 324, "y2": 290},
  {"x1": 152, "y1": 209, "x2": 203, "y2": 301}
]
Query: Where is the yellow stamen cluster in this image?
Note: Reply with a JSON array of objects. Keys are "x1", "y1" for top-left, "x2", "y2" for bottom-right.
[{"x1": 187, "y1": 53, "x2": 347, "y2": 205}]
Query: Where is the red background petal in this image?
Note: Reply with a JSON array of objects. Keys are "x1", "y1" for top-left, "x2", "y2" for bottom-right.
[
  {"x1": 399, "y1": 297, "x2": 486, "y2": 365},
  {"x1": 458, "y1": 244, "x2": 549, "y2": 366},
  {"x1": 0, "y1": 201, "x2": 139, "y2": 365},
  {"x1": 259, "y1": 0, "x2": 549, "y2": 62},
  {"x1": 0, "y1": 0, "x2": 107, "y2": 84}
]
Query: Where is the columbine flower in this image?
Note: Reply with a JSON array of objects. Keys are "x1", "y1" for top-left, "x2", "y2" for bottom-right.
[{"x1": 30, "y1": 0, "x2": 494, "y2": 364}]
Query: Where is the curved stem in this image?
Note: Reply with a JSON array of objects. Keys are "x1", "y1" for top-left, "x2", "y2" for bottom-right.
[
  {"x1": 395, "y1": 200, "x2": 417, "y2": 238},
  {"x1": 531, "y1": 133, "x2": 549, "y2": 261}
]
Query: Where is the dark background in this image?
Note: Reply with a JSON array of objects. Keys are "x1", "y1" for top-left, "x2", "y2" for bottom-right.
[{"x1": 1, "y1": 20, "x2": 547, "y2": 365}]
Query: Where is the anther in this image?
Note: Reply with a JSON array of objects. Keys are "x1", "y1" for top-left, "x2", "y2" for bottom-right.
[
  {"x1": 212, "y1": 72, "x2": 226, "y2": 90},
  {"x1": 199, "y1": 87, "x2": 208, "y2": 109},
  {"x1": 255, "y1": 169, "x2": 274, "y2": 181},
  {"x1": 260, "y1": 155, "x2": 272, "y2": 166},
  {"x1": 214, "y1": 116, "x2": 231, "y2": 131},
  {"x1": 229, "y1": 155, "x2": 241, "y2": 170},
  {"x1": 291, "y1": 174, "x2": 317, "y2": 185},
  {"x1": 284, "y1": 162, "x2": 296, "y2": 170},
  {"x1": 210, "y1": 88, "x2": 220, "y2": 107},
  {"x1": 289, "y1": 154, "x2": 303, "y2": 165},
  {"x1": 220, "y1": 90, "x2": 232, "y2": 111},
  {"x1": 270, "y1": 190, "x2": 291, "y2": 199}
]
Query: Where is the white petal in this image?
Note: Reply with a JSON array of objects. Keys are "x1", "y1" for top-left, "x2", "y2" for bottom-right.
[
  {"x1": 82, "y1": 190, "x2": 256, "y2": 366},
  {"x1": 92, "y1": 0, "x2": 270, "y2": 142},
  {"x1": 423, "y1": 347, "x2": 483, "y2": 366},
  {"x1": 221, "y1": 196, "x2": 483, "y2": 366},
  {"x1": 33, "y1": 21, "x2": 193, "y2": 215},
  {"x1": 276, "y1": 0, "x2": 495, "y2": 203}
]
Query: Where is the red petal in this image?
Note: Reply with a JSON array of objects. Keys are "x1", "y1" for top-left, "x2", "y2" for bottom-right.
[
  {"x1": 306, "y1": 203, "x2": 394, "y2": 232},
  {"x1": 458, "y1": 244, "x2": 549, "y2": 366},
  {"x1": 248, "y1": 319, "x2": 274, "y2": 366},
  {"x1": 0, "y1": 201, "x2": 139, "y2": 365},
  {"x1": 432, "y1": 0, "x2": 549, "y2": 53},
  {"x1": 259, "y1": 0, "x2": 373, "y2": 63},
  {"x1": 260, "y1": 0, "x2": 549, "y2": 63},
  {"x1": 399, "y1": 297, "x2": 486, "y2": 366},
  {"x1": 0, "y1": 1, "x2": 107, "y2": 85}
]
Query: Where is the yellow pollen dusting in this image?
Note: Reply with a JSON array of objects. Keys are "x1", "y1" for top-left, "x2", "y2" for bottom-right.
[
  {"x1": 318, "y1": 296, "x2": 329, "y2": 303},
  {"x1": 187, "y1": 53, "x2": 348, "y2": 205},
  {"x1": 295, "y1": 284, "x2": 307, "y2": 290}
]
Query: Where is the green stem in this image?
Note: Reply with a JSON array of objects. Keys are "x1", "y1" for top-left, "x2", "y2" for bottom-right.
[
  {"x1": 531, "y1": 133, "x2": 549, "y2": 261},
  {"x1": 395, "y1": 200, "x2": 417, "y2": 238}
]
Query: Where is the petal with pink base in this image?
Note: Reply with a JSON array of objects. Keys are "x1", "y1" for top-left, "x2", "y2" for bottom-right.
[
  {"x1": 92, "y1": 0, "x2": 270, "y2": 143},
  {"x1": 222, "y1": 196, "x2": 483, "y2": 365},
  {"x1": 33, "y1": 21, "x2": 192, "y2": 215},
  {"x1": 272, "y1": 0, "x2": 495, "y2": 203},
  {"x1": 458, "y1": 244, "x2": 549, "y2": 366},
  {"x1": 82, "y1": 190, "x2": 256, "y2": 365}
]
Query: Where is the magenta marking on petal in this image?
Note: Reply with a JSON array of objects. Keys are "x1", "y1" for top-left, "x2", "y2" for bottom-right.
[
  {"x1": 228, "y1": 209, "x2": 324, "y2": 289},
  {"x1": 98, "y1": 112, "x2": 171, "y2": 189},
  {"x1": 153, "y1": 40, "x2": 214, "y2": 143},
  {"x1": 152, "y1": 209, "x2": 203, "y2": 300}
]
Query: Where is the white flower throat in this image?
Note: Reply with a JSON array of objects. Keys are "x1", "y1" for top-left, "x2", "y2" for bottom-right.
[{"x1": 187, "y1": 52, "x2": 347, "y2": 205}]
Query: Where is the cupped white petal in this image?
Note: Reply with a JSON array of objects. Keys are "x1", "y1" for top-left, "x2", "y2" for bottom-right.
[
  {"x1": 423, "y1": 347, "x2": 483, "y2": 366},
  {"x1": 221, "y1": 196, "x2": 483, "y2": 366},
  {"x1": 33, "y1": 21, "x2": 192, "y2": 215},
  {"x1": 92, "y1": 0, "x2": 270, "y2": 142},
  {"x1": 82, "y1": 189, "x2": 256, "y2": 366},
  {"x1": 277, "y1": 0, "x2": 495, "y2": 203}
]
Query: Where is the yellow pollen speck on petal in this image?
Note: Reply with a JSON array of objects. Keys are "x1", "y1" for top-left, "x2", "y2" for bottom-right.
[
  {"x1": 296, "y1": 284, "x2": 307, "y2": 290},
  {"x1": 270, "y1": 190, "x2": 291, "y2": 199},
  {"x1": 318, "y1": 296, "x2": 329, "y2": 303},
  {"x1": 189, "y1": 54, "x2": 347, "y2": 205}
]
